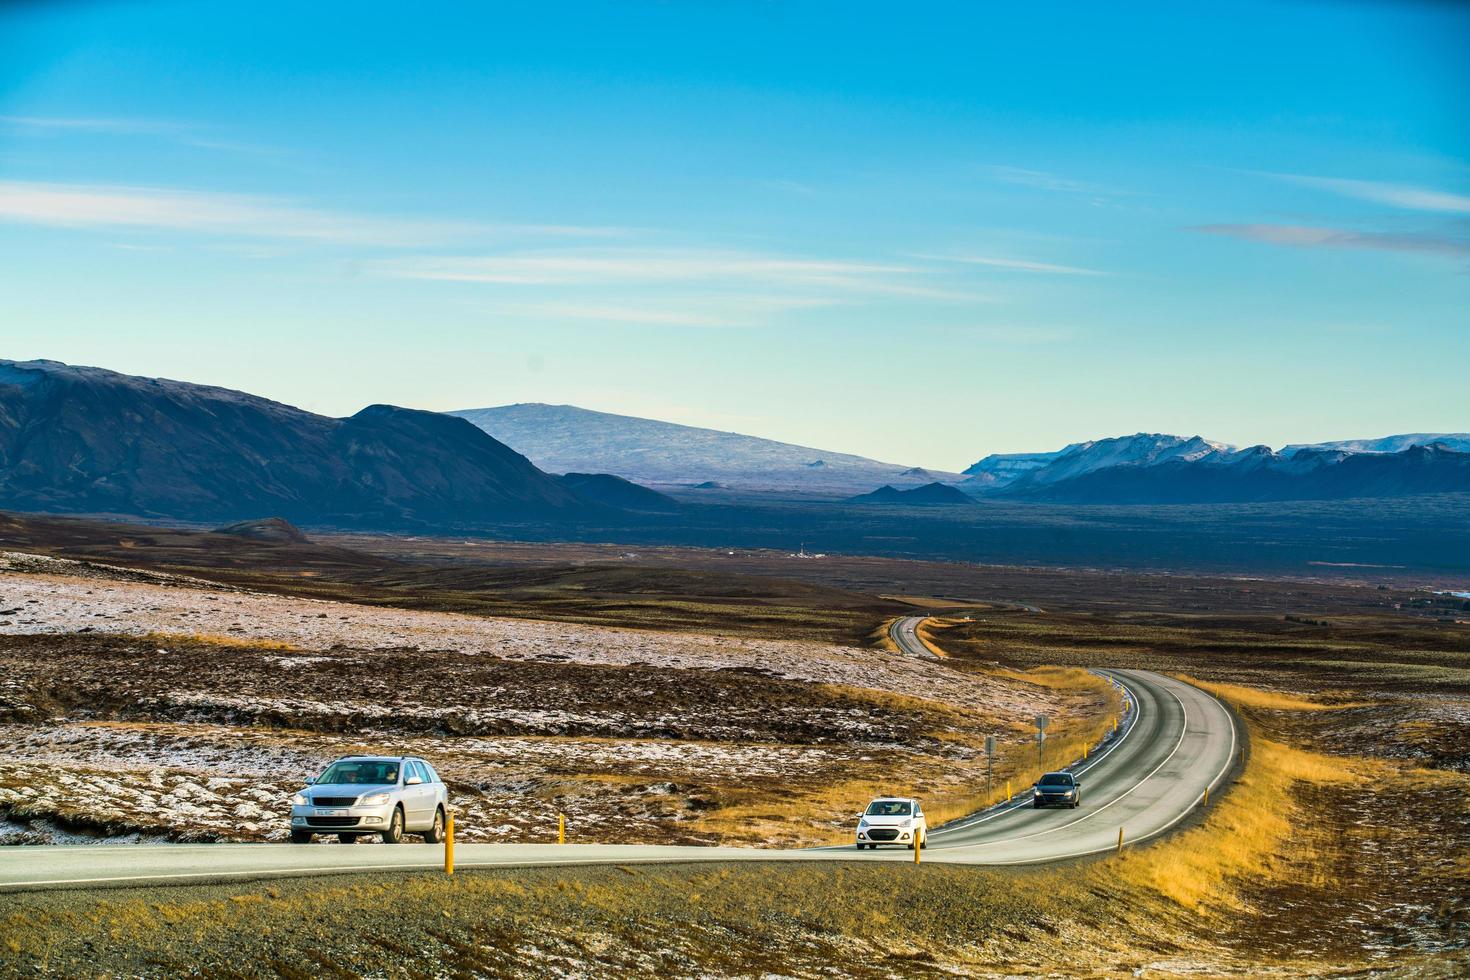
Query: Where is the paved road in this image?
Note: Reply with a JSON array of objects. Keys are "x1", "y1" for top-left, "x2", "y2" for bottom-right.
[{"x1": 0, "y1": 621, "x2": 1236, "y2": 891}]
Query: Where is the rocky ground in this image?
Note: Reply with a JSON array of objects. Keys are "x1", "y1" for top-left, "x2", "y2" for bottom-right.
[{"x1": 0, "y1": 557, "x2": 1107, "y2": 848}]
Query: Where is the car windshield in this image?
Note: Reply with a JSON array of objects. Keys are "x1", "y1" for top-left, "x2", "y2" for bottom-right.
[
  {"x1": 316, "y1": 760, "x2": 399, "y2": 785},
  {"x1": 865, "y1": 800, "x2": 912, "y2": 816},
  {"x1": 1038, "y1": 773, "x2": 1074, "y2": 786}
]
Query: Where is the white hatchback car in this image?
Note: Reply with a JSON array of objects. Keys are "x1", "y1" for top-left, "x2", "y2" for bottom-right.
[
  {"x1": 854, "y1": 796, "x2": 927, "y2": 850},
  {"x1": 289, "y1": 755, "x2": 448, "y2": 844}
]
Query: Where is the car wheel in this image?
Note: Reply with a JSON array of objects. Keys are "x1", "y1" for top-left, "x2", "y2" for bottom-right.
[
  {"x1": 423, "y1": 807, "x2": 445, "y2": 844},
  {"x1": 337, "y1": 834, "x2": 359, "y2": 844},
  {"x1": 1033, "y1": 799, "x2": 1041, "y2": 809},
  {"x1": 381, "y1": 806, "x2": 405, "y2": 844},
  {"x1": 290, "y1": 830, "x2": 313, "y2": 844}
]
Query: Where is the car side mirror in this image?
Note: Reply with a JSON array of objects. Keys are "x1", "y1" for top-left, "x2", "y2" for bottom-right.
[
  {"x1": 305, "y1": 777, "x2": 315, "y2": 784},
  {"x1": 406, "y1": 776, "x2": 424, "y2": 785}
]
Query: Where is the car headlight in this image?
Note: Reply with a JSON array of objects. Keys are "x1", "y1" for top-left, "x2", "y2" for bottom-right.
[
  {"x1": 291, "y1": 792, "x2": 308, "y2": 806},
  {"x1": 901, "y1": 819, "x2": 913, "y2": 829},
  {"x1": 359, "y1": 792, "x2": 391, "y2": 806}
]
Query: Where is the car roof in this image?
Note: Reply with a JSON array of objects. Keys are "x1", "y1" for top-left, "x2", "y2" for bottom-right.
[
  {"x1": 869, "y1": 796, "x2": 917, "y2": 802},
  {"x1": 335, "y1": 755, "x2": 417, "y2": 762},
  {"x1": 1041, "y1": 771, "x2": 1074, "y2": 778}
]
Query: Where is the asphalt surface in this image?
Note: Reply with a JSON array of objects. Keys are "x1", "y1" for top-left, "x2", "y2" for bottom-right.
[{"x1": 0, "y1": 617, "x2": 1237, "y2": 891}]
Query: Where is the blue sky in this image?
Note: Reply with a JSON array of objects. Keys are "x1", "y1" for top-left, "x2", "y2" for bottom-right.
[{"x1": 2, "y1": 1, "x2": 1466, "y2": 471}]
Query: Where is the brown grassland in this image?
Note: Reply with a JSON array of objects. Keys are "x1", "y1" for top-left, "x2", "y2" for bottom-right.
[{"x1": 1, "y1": 512, "x2": 1467, "y2": 975}]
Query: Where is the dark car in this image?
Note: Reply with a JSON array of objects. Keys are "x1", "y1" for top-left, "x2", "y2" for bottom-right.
[{"x1": 1032, "y1": 771, "x2": 1081, "y2": 809}]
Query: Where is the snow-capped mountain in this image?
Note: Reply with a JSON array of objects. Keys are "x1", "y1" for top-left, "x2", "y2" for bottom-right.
[
  {"x1": 960, "y1": 433, "x2": 1233, "y2": 492},
  {"x1": 960, "y1": 448, "x2": 1072, "y2": 488},
  {"x1": 1283, "y1": 433, "x2": 1470, "y2": 455},
  {"x1": 1001, "y1": 442, "x2": 1470, "y2": 503},
  {"x1": 449, "y1": 403, "x2": 964, "y2": 495}
]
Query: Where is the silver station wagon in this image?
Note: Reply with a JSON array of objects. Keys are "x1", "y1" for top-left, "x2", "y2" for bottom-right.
[{"x1": 289, "y1": 755, "x2": 448, "y2": 844}]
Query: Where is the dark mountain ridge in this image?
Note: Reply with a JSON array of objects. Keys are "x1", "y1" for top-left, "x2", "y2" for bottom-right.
[
  {"x1": 849, "y1": 482, "x2": 977, "y2": 505},
  {"x1": 0, "y1": 359, "x2": 589, "y2": 527}
]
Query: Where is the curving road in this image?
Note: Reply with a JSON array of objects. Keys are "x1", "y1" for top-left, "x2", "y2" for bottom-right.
[{"x1": 0, "y1": 618, "x2": 1237, "y2": 891}]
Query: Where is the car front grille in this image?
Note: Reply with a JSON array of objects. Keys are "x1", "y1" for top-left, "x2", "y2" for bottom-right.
[
  {"x1": 305, "y1": 816, "x2": 361, "y2": 828},
  {"x1": 310, "y1": 797, "x2": 358, "y2": 807},
  {"x1": 868, "y1": 828, "x2": 900, "y2": 841}
]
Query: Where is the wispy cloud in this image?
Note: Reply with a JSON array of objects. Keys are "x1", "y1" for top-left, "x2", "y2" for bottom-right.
[
  {"x1": 0, "y1": 115, "x2": 282, "y2": 157},
  {"x1": 0, "y1": 115, "x2": 170, "y2": 134},
  {"x1": 981, "y1": 165, "x2": 1131, "y2": 199},
  {"x1": 486, "y1": 296, "x2": 838, "y2": 328},
  {"x1": 0, "y1": 180, "x2": 617, "y2": 247},
  {"x1": 1191, "y1": 223, "x2": 1470, "y2": 257},
  {"x1": 913, "y1": 252, "x2": 1106, "y2": 276},
  {"x1": 376, "y1": 248, "x2": 977, "y2": 300},
  {"x1": 1262, "y1": 172, "x2": 1470, "y2": 215}
]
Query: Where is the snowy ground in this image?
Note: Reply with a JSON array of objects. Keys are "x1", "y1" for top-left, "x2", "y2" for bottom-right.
[{"x1": 0, "y1": 556, "x2": 1089, "y2": 847}]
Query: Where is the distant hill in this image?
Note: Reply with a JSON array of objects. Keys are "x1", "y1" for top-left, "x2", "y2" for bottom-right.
[
  {"x1": 0, "y1": 359, "x2": 593, "y2": 527},
  {"x1": 1003, "y1": 443, "x2": 1470, "y2": 504},
  {"x1": 849, "y1": 482, "x2": 978, "y2": 505},
  {"x1": 555, "y1": 473, "x2": 679, "y2": 513},
  {"x1": 213, "y1": 517, "x2": 311, "y2": 544},
  {"x1": 448, "y1": 403, "x2": 963, "y2": 495},
  {"x1": 1284, "y1": 433, "x2": 1470, "y2": 455}
]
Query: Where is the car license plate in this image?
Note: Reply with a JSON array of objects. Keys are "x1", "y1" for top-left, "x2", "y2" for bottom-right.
[{"x1": 318, "y1": 808, "x2": 346, "y2": 816}]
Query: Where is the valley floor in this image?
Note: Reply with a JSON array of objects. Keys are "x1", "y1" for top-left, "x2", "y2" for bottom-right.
[
  {"x1": 0, "y1": 525, "x2": 1466, "y2": 976},
  {"x1": 0, "y1": 555, "x2": 1107, "y2": 849}
]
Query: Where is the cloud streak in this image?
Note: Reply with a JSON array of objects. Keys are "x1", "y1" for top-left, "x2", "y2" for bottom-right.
[
  {"x1": 486, "y1": 296, "x2": 840, "y2": 328},
  {"x1": 1264, "y1": 172, "x2": 1470, "y2": 215},
  {"x1": 981, "y1": 165, "x2": 1133, "y2": 199},
  {"x1": 1192, "y1": 222, "x2": 1470, "y2": 257},
  {"x1": 376, "y1": 248, "x2": 978, "y2": 300},
  {"x1": 0, "y1": 180, "x2": 618, "y2": 246},
  {"x1": 913, "y1": 253, "x2": 1106, "y2": 276}
]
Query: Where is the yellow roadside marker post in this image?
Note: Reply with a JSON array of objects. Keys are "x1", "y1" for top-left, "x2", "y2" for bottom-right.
[
  {"x1": 559, "y1": 812, "x2": 565, "y2": 844},
  {"x1": 445, "y1": 812, "x2": 455, "y2": 876},
  {"x1": 1007, "y1": 780, "x2": 1012, "y2": 802},
  {"x1": 1116, "y1": 827, "x2": 1124, "y2": 854},
  {"x1": 1203, "y1": 786, "x2": 1210, "y2": 807},
  {"x1": 1083, "y1": 744, "x2": 1088, "y2": 760},
  {"x1": 914, "y1": 828, "x2": 922, "y2": 864}
]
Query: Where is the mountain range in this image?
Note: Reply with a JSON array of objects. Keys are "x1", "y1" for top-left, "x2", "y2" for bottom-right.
[
  {"x1": 1, "y1": 360, "x2": 1464, "y2": 528},
  {"x1": 0, "y1": 359, "x2": 618, "y2": 526},
  {"x1": 1003, "y1": 442, "x2": 1470, "y2": 504},
  {"x1": 450, "y1": 403, "x2": 963, "y2": 494}
]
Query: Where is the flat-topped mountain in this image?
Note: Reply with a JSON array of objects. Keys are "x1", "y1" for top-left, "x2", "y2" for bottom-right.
[
  {"x1": 1284, "y1": 433, "x2": 1470, "y2": 455},
  {"x1": 0, "y1": 359, "x2": 590, "y2": 527},
  {"x1": 449, "y1": 403, "x2": 963, "y2": 495}
]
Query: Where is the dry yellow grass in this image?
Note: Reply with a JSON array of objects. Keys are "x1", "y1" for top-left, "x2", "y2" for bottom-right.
[
  {"x1": 142, "y1": 630, "x2": 301, "y2": 652},
  {"x1": 1110, "y1": 733, "x2": 1365, "y2": 909},
  {"x1": 1176, "y1": 674, "x2": 1373, "y2": 712}
]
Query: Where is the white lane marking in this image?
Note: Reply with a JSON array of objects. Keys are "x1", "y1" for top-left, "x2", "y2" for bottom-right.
[
  {"x1": 928, "y1": 670, "x2": 1144, "y2": 838},
  {"x1": 945, "y1": 676, "x2": 1190, "y2": 849},
  {"x1": 952, "y1": 677, "x2": 1239, "y2": 865}
]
